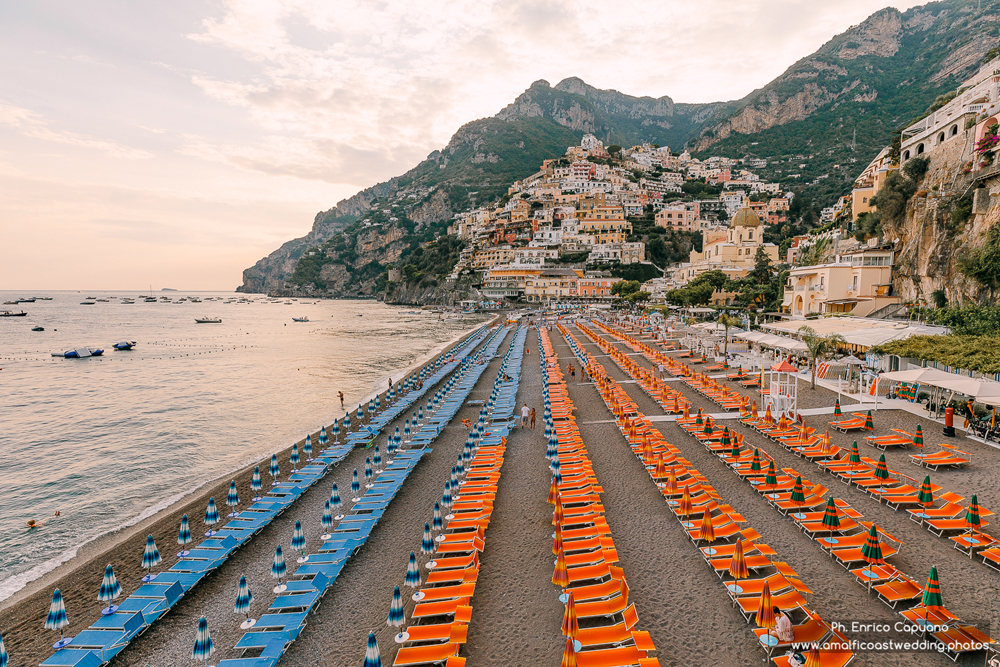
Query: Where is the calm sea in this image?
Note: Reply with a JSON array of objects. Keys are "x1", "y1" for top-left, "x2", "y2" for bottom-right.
[{"x1": 0, "y1": 291, "x2": 487, "y2": 602}]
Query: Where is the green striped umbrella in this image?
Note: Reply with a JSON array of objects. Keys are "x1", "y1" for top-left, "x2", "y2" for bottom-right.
[
  {"x1": 764, "y1": 460, "x2": 777, "y2": 494},
  {"x1": 864, "y1": 410, "x2": 874, "y2": 431},
  {"x1": 918, "y1": 475, "x2": 934, "y2": 509},
  {"x1": 822, "y1": 497, "x2": 841, "y2": 532},
  {"x1": 922, "y1": 566, "x2": 943, "y2": 611},
  {"x1": 849, "y1": 441, "x2": 861, "y2": 469},
  {"x1": 703, "y1": 418, "x2": 713, "y2": 435},
  {"x1": 750, "y1": 449, "x2": 762, "y2": 473},
  {"x1": 790, "y1": 476, "x2": 806, "y2": 507},
  {"x1": 874, "y1": 454, "x2": 889, "y2": 481},
  {"x1": 966, "y1": 494, "x2": 982, "y2": 533},
  {"x1": 861, "y1": 524, "x2": 884, "y2": 565},
  {"x1": 913, "y1": 425, "x2": 924, "y2": 449},
  {"x1": 833, "y1": 398, "x2": 841, "y2": 416},
  {"x1": 695, "y1": 409, "x2": 703, "y2": 426}
]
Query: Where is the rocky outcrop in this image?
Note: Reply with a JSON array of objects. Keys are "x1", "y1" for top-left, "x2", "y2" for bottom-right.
[
  {"x1": 384, "y1": 282, "x2": 480, "y2": 306},
  {"x1": 835, "y1": 9, "x2": 903, "y2": 60}
]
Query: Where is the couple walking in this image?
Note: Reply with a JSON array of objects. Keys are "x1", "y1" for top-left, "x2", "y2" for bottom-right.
[{"x1": 520, "y1": 403, "x2": 536, "y2": 429}]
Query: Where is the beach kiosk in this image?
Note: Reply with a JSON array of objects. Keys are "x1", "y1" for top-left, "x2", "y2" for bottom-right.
[{"x1": 765, "y1": 359, "x2": 799, "y2": 418}]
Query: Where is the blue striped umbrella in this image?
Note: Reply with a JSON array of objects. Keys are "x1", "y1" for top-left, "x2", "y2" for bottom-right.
[
  {"x1": 362, "y1": 631, "x2": 381, "y2": 667},
  {"x1": 388, "y1": 387, "x2": 395, "y2": 402},
  {"x1": 364, "y1": 457, "x2": 373, "y2": 484},
  {"x1": 251, "y1": 466, "x2": 262, "y2": 501},
  {"x1": 332, "y1": 419, "x2": 340, "y2": 442},
  {"x1": 375, "y1": 395, "x2": 381, "y2": 412},
  {"x1": 450, "y1": 465, "x2": 458, "y2": 486},
  {"x1": 403, "y1": 419, "x2": 411, "y2": 441},
  {"x1": 98, "y1": 564, "x2": 121, "y2": 615},
  {"x1": 234, "y1": 575, "x2": 254, "y2": 628},
  {"x1": 417, "y1": 406, "x2": 424, "y2": 422},
  {"x1": 420, "y1": 523, "x2": 434, "y2": 555},
  {"x1": 192, "y1": 617, "x2": 214, "y2": 664},
  {"x1": 455, "y1": 453, "x2": 464, "y2": 476},
  {"x1": 357, "y1": 405, "x2": 364, "y2": 422},
  {"x1": 344, "y1": 412, "x2": 351, "y2": 430},
  {"x1": 0, "y1": 630, "x2": 8, "y2": 667},
  {"x1": 318, "y1": 428, "x2": 328, "y2": 447},
  {"x1": 290, "y1": 442, "x2": 300, "y2": 472},
  {"x1": 178, "y1": 515, "x2": 192, "y2": 557},
  {"x1": 351, "y1": 469, "x2": 361, "y2": 501},
  {"x1": 387, "y1": 585, "x2": 405, "y2": 628},
  {"x1": 321, "y1": 501, "x2": 333, "y2": 539},
  {"x1": 292, "y1": 520, "x2": 306, "y2": 561},
  {"x1": 204, "y1": 498, "x2": 219, "y2": 537},
  {"x1": 404, "y1": 552, "x2": 421, "y2": 588},
  {"x1": 330, "y1": 483, "x2": 343, "y2": 510},
  {"x1": 141, "y1": 535, "x2": 161, "y2": 582},
  {"x1": 303, "y1": 435, "x2": 313, "y2": 461},
  {"x1": 433, "y1": 502, "x2": 443, "y2": 532},
  {"x1": 368, "y1": 400, "x2": 375, "y2": 415},
  {"x1": 393, "y1": 427, "x2": 400, "y2": 447},
  {"x1": 373, "y1": 446, "x2": 382, "y2": 471},
  {"x1": 271, "y1": 545, "x2": 286, "y2": 592},
  {"x1": 226, "y1": 481, "x2": 239, "y2": 517},
  {"x1": 269, "y1": 454, "x2": 280, "y2": 485},
  {"x1": 442, "y1": 481, "x2": 452, "y2": 508},
  {"x1": 45, "y1": 589, "x2": 70, "y2": 647}
]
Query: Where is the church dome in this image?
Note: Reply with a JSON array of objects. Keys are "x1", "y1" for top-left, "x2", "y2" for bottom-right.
[{"x1": 731, "y1": 206, "x2": 763, "y2": 228}]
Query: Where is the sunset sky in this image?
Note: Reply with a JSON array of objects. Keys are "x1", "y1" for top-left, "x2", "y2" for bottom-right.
[{"x1": 0, "y1": 0, "x2": 926, "y2": 290}]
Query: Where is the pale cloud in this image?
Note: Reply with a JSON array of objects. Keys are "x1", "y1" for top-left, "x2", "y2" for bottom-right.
[{"x1": 0, "y1": 102, "x2": 153, "y2": 160}]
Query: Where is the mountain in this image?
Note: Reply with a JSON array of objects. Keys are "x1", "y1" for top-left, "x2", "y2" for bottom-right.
[{"x1": 238, "y1": 0, "x2": 1000, "y2": 294}]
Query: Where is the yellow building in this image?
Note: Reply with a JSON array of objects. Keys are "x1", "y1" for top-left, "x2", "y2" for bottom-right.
[
  {"x1": 524, "y1": 268, "x2": 584, "y2": 303},
  {"x1": 851, "y1": 147, "x2": 897, "y2": 220}
]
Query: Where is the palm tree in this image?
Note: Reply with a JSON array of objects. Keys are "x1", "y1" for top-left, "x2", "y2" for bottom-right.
[
  {"x1": 798, "y1": 326, "x2": 847, "y2": 389},
  {"x1": 718, "y1": 313, "x2": 739, "y2": 356}
]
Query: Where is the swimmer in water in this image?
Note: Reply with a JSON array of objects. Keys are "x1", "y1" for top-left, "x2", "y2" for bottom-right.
[{"x1": 27, "y1": 511, "x2": 60, "y2": 529}]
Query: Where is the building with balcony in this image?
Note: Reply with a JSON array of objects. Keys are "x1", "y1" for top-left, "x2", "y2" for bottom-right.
[
  {"x1": 524, "y1": 268, "x2": 584, "y2": 303},
  {"x1": 578, "y1": 276, "x2": 621, "y2": 301},
  {"x1": 481, "y1": 268, "x2": 541, "y2": 300},
  {"x1": 655, "y1": 205, "x2": 697, "y2": 231},
  {"x1": 780, "y1": 247, "x2": 898, "y2": 317}
]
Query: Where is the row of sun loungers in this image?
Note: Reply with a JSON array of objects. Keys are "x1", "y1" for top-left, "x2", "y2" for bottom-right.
[
  {"x1": 580, "y1": 320, "x2": 999, "y2": 664},
  {"x1": 565, "y1": 324, "x2": 856, "y2": 667},
  {"x1": 540, "y1": 329, "x2": 662, "y2": 667}
]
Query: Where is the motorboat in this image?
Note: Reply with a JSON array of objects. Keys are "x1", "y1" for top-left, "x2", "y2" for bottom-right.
[
  {"x1": 32, "y1": 326, "x2": 44, "y2": 331},
  {"x1": 292, "y1": 316, "x2": 309, "y2": 322},
  {"x1": 1, "y1": 310, "x2": 28, "y2": 317},
  {"x1": 113, "y1": 341, "x2": 137, "y2": 350},
  {"x1": 61, "y1": 347, "x2": 104, "y2": 358},
  {"x1": 195, "y1": 317, "x2": 222, "y2": 323},
  {"x1": 80, "y1": 302, "x2": 96, "y2": 305}
]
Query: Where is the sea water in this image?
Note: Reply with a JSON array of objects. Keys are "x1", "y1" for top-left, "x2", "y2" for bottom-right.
[{"x1": 0, "y1": 291, "x2": 487, "y2": 602}]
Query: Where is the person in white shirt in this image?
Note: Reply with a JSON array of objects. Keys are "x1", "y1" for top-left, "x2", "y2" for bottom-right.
[
  {"x1": 770, "y1": 607, "x2": 794, "y2": 643},
  {"x1": 520, "y1": 404, "x2": 530, "y2": 427}
]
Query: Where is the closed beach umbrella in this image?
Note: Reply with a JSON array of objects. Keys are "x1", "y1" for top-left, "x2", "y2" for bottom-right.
[
  {"x1": 678, "y1": 486, "x2": 692, "y2": 517},
  {"x1": 271, "y1": 546, "x2": 286, "y2": 592},
  {"x1": 269, "y1": 454, "x2": 280, "y2": 485},
  {"x1": 226, "y1": 481, "x2": 239, "y2": 517},
  {"x1": 663, "y1": 466, "x2": 679, "y2": 495},
  {"x1": 805, "y1": 645, "x2": 821, "y2": 667},
  {"x1": 821, "y1": 497, "x2": 841, "y2": 536},
  {"x1": 387, "y1": 586, "x2": 405, "y2": 628},
  {"x1": 292, "y1": 520, "x2": 306, "y2": 559},
  {"x1": 765, "y1": 460, "x2": 777, "y2": 494},
  {"x1": 357, "y1": 405, "x2": 364, "y2": 422},
  {"x1": 966, "y1": 494, "x2": 982, "y2": 533},
  {"x1": 319, "y1": 427, "x2": 328, "y2": 447},
  {"x1": 833, "y1": 398, "x2": 841, "y2": 416},
  {"x1": 368, "y1": 399, "x2": 375, "y2": 415},
  {"x1": 343, "y1": 412, "x2": 351, "y2": 430},
  {"x1": 790, "y1": 477, "x2": 806, "y2": 513},
  {"x1": 755, "y1": 580, "x2": 775, "y2": 628},
  {"x1": 330, "y1": 483, "x2": 342, "y2": 510},
  {"x1": 750, "y1": 449, "x2": 762, "y2": 473},
  {"x1": 420, "y1": 523, "x2": 434, "y2": 555},
  {"x1": 204, "y1": 497, "x2": 219, "y2": 537},
  {"x1": 98, "y1": 564, "x2": 122, "y2": 615},
  {"x1": 561, "y1": 592, "x2": 579, "y2": 638},
  {"x1": 763, "y1": 405, "x2": 772, "y2": 424},
  {"x1": 351, "y1": 469, "x2": 361, "y2": 500},
  {"x1": 375, "y1": 395, "x2": 381, "y2": 412},
  {"x1": 442, "y1": 480, "x2": 453, "y2": 508},
  {"x1": 864, "y1": 410, "x2": 874, "y2": 431},
  {"x1": 728, "y1": 539, "x2": 750, "y2": 580},
  {"x1": 0, "y1": 631, "x2": 8, "y2": 667},
  {"x1": 45, "y1": 588, "x2": 70, "y2": 647},
  {"x1": 874, "y1": 454, "x2": 889, "y2": 482},
  {"x1": 922, "y1": 566, "x2": 944, "y2": 612},
  {"x1": 821, "y1": 431, "x2": 832, "y2": 455},
  {"x1": 695, "y1": 409, "x2": 703, "y2": 426},
  {"x1": 304, "y1": 435, "x2": 313, "y2": 461},
  {"x1": 653, "y1": 453, "x2": 666, "y2": 478},
  {"x1": 192, "y1": 617, "x2": 214, "y2": 664},
  {"x1": 234, "y1": 575, "x2": 254, "y2": 627},
  {"x1": 362, "y1": 632, "x2": 381, "y2": 667},
  {"x1": 560, "y1": 636, "x2": 577, "y2": 667},
  {"x1": 861, "y1": 525, "x2": 885, "y2": 565},
  {"x1": 178, "y1": 515, "x2": 192, "y2": 557},
  {"x1": 373, "y1": 446, "x2": 381, "y2": 471},
  {"x1": 553, "y1": 523, "x2": 563, "y2": 556},
  {"x1": 251, "y1": 466, "x2": 262, "y2": 501},
  {"x1": 290, "y1": 442, "x2": 299, "y2": 472},
  {"x1": 142, "y1": 534, "x2": 161, "y2": 581},
  {"x1": 403, "y1": 419, "x2": 411, "y2": 441},
  {"x1": 848, "y1": 442, "x2": 861, "y2": 469},
  {"x1": 552, "y1": 496, "x2": 564, "y2": 527},
  {"x1": 364, "y1": 457, "x2": 373, "y2": 484},
  {"x1": 332, "y1": 419, "x2": 340, "y2": 442},
  {"x1": 552, "y1": 547, "x2": 569, "y2": 588},
  {"x1": 913, "y1": 424, "x2": 924, "y2": 448},
  {"x1": 432, "y1": 502, "x2": 443, "y2": 531},
  {"x1": 698, "y1": 509, "x2": 715, "y2": 543},
  {"x1": 418, "y1": 405, "x2": 424, "y2": 422},
  {"x1": 917, "y1": 476, "x2": 934, "y2": 521},
  {"x1": 405, "y1": 552, "x2": 421, "y2": 588},
  {"x1": 321, "y1": 501, "x2": 333, "y2": 539}
]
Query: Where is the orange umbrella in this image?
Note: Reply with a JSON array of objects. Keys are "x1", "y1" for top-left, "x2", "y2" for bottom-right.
[
  {"x1": 804, "y1": 645, "x2": 821, "y2": 667},
  {"x1": 728, "y1": 539, "x2": 750, "y2": 579},
  {"x1": 653, "y1": 453, "x2": 666, "y2": 478},
  {"x1": 664, "y1": 466, "x2": 679, "y2": 495},
  {"x1": 751, "y1": 400, "x2": 758, "y2": 419},
  {"x1": 560, "y1": 636, "x2": 577, "y2": 667},
  {"x1": 552, "y1": 523, "x2": 563, "y2": 556},
  {"x1": 552, "y1": 547, "x2": 569, "y2": 588},
  {"x1": 755, "y1": 580, "x2": 775, "y2": 628},
  {"x1": 642, "y1": 434, "x2": 653, "y2": 461},
  {"x1": 678, "y1": 486, "x2": 692, "y2": 517},
  {"x1": 552, "y1": 496, "x2": 564, "y2": 527},
  {"x1": 671, "y1": 394, "x2": 680, "y2": 414},
  {"x1": 561, "y1": 592, "x2": 579, "y2": 638},
  {"x1": 763, "y1": 405, "x2": 773, "y2": 424},
  {"x1": 547, "y1": 476, "x2": 559, "y2": 504},
  {"x1": 821, "y1": 430, "x2": 832, "y2": 455},
  {"x1": 699, "y1": 508, "x2": 716, "y2": 543}
]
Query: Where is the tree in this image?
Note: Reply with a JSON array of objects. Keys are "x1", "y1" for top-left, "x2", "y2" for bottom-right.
[
  {"x1": 626, "y1": 290, "x2": 651, "y2": 305},
  {"x1": 611, "y1": 280, "x2": 641, "y2": 298},
  {"x1": 695, "y1": 270, "x2": 729, "y2": 291},
  {"x1": 798, "y1": 326, "x2": 847, "y2": 389},
  {"x1": 607, "y1": 144, "x2": 622, "y2": 156},
  {"x1": 718, "y1": 313, "x2": 739, "y2": 356}
]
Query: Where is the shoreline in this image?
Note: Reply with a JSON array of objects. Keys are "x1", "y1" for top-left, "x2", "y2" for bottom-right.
[{"x1": 0, "y1": 315, "x2": 494, "y2": 614}]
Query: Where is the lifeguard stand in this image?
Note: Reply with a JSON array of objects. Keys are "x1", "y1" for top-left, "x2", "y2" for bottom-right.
[{"x1": 765, "y1": 359, "x2": 799, "y2": 418}]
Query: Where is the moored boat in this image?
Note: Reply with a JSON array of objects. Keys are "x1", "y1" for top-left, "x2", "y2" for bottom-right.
[
  {"x1": 112, "y1": 341, "x2": 137, "y2": 350},
  {"x1": 1, "y1": 310, "x2": 28, "y2": 317},
  {"x1": 195, "y1": 317, "x2": 222, "y2": 323}
]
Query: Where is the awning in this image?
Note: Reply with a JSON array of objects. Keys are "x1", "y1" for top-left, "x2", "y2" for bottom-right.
[{"x1": 878, "y1": 368, "x2": 957, "y2": 384}]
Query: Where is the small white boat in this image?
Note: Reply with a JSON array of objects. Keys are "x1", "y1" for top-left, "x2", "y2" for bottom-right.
[
  {"x1": 195, "y1": 317, "x2": 222, "y2": 324},
  {"x1": 292, "y1": 316, "x2": 309, "y2": 322}
]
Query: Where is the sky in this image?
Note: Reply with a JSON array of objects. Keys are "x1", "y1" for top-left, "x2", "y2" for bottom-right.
[{"x1": 0, "y1": 0, "x2": 928, "y2": 291}]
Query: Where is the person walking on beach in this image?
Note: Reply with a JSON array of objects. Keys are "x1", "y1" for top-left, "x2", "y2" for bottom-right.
[
  {"x1": 339, "y1": 391, "x2": 345, "y2": 409},
  {"x1": 520, "y1": 404, "x2": 530, "y2": 428},
  {"x1": 568, "y1": 363, "x2": 575, "y2": 379},
  {"x1": 530, "y1": 407, "x2": 536, "y2": 429}
]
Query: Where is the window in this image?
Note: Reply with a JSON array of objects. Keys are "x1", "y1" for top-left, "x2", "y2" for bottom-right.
[
  {"x1": 951, "y1": 124, "x2": 959, "y2": 137},
  {"x1": 917, "y1": 143, "x2": 925, "y2": 155},
  {"x1": 938, "y1": 132, "x2": 945, "y2": 144}
]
